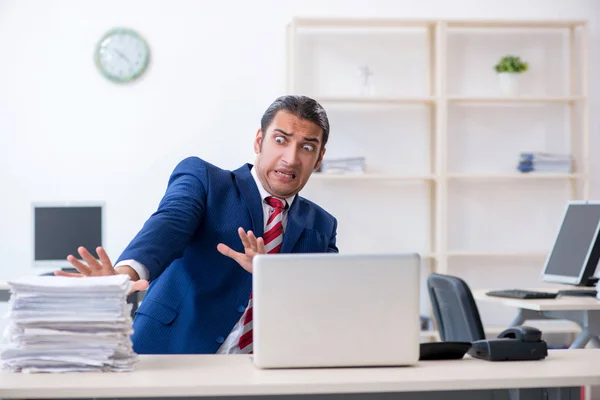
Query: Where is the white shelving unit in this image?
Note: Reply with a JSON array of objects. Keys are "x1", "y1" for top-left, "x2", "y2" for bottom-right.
[{"x1": 286, "y1": 18, "x2": 590, "y2": 325}]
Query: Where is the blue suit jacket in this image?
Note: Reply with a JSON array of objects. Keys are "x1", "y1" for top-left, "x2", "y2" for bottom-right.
[{"x1": 116, "y1": 157, "x2": 338, "y2": 354}]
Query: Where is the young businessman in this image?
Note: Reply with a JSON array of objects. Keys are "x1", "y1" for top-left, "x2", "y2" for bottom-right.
[{"x1": 56, "y1": 95, "x2": 339, "y2": 354}]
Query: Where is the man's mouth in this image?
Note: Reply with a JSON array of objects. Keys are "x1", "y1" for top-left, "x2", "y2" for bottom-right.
[{"x1": 275, "y1": 170, "x2": 296, "y2": 179}]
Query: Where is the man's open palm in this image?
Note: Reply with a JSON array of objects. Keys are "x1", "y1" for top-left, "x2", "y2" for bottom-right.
[
  {"x1": 217, "y1": 227, "x2": 266, "y2": 273},
  {"x1": 55, "y1": 246, "x2": 149, "y2": 293}
]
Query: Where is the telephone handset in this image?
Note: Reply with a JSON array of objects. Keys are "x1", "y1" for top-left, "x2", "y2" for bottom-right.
[
  {"x1": 497, "y1": 326, "x2": 543, "y2": 342},
  {"x1": 468, "y1": 326, "x2": 548, "y2": 361}
]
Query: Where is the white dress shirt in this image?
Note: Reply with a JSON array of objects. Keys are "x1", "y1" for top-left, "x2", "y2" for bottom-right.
[{"x1": 115, "y1": 166, "x2": 295, "y2": 354}]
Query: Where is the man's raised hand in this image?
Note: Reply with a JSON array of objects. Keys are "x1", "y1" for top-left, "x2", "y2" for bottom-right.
[
  {"x1": 55, "y1": 246, "x2": 149, "y2": 293},
  {"x1": 217, "y1": 227, "x2": 266, "y2": 273}
]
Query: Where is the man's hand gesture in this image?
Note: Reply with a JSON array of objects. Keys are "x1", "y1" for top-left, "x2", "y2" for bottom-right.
[
  {"x1": 55, "y1": 246, "x2": 149, "y2": 293},
  {"x1": 217, "y1": 227, "x2": 266, "y2": 273}
]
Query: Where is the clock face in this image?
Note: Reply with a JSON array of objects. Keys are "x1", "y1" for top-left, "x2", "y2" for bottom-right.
[{"x1": 95, "y1": 28, "x2": 150, "y2": 83}]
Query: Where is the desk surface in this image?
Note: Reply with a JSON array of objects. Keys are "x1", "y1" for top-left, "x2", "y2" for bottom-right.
[
  {"x1": 0, "y1": 351, "x2": 599, "y2": 399},
  {"x1": 474, "y1": 289, "x2": 600, "y2": 311}
]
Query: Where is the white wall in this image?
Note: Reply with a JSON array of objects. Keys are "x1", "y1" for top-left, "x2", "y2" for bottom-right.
[{"x1": 0, "y1": 0, "x2": 599, "y2": 324}]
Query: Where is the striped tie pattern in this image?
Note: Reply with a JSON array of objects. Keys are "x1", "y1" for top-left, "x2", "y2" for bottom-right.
[{"x1": 238, "y1": 196, "x2": 286, "y2": 354}]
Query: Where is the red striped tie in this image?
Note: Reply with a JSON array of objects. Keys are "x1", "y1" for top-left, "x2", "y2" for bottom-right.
[{"x1": 238, "y1": 196, "x2": 286, "y2": 354}]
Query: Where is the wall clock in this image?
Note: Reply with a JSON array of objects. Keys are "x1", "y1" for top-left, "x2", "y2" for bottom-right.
[{"x1": 95, "y1": 28, "x2": 150, "y2": 83}]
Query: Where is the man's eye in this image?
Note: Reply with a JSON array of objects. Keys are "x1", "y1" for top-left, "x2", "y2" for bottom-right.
[
  {"x1": 303, "y1": 144, "x2": 314, "y2": 152},
  {"x1": 275, "y1": 136, "x2": 285, "y2": 144}
]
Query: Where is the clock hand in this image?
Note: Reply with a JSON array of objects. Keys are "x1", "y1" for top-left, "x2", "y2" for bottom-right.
[{"x1": 113, "y1": 49, "x2": 131, "y2": 64}]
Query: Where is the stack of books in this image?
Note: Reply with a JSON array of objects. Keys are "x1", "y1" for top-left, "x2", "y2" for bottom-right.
[
  {"x1": 1, "y1": 275, "x2": 137, "y2": 373},
  {"x1": 517, "y1": 152, "x2": 572, "y2": 173},
  {"x1": 318, "y1": 157, "x2": 366, "y2": 174}
]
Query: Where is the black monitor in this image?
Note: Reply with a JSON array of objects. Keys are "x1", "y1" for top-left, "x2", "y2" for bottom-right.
[
  {"x1": 33, "y1": 204, "x2": 104, "y2": 268},
  {"x1": 541, "y1": 201, "x2": 600, "y2": 287}
]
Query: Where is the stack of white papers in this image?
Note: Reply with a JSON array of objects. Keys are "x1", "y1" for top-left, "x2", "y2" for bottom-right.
[{"x1": 1, "y1": 275, "x2": 138, "y2": 373}]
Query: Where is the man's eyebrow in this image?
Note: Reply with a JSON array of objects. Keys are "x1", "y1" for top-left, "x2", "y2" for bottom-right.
[
  {"x1": 273, "y1": 128, "x2": 292, "y2": 136},
  {"x1": 273, "y1": 128, "x2": 320, "y2": 144}
]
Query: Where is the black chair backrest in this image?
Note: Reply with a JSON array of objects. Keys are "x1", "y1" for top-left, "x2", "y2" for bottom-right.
[{"x1": 427, "y1": 273, "x2": 486, "y2": 342}]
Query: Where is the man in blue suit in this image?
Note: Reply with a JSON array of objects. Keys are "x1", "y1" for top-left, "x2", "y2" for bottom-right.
[{"x1": 56, "y1": 95, "x2": 338, "y2": 354}]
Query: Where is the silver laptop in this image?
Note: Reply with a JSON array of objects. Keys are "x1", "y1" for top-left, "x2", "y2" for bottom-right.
[{"x1": 251, "y1": 252, "x2": 421, "y2": 369}]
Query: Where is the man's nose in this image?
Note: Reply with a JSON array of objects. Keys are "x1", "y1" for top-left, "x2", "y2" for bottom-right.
[{"x1": 282, "y1": 145, "x2": 300, "y2": 165}]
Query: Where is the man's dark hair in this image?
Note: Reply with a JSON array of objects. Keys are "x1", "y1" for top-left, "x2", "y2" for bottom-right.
[{"x1": 260, "y1": 95, "x2": 330, "y2": 150}]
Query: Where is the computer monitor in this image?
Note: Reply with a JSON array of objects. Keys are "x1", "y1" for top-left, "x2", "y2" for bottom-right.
[
  {"x1": 541, "y1": 200, "x2": 600, "y2": 287},
  {"x1": 33, "y1": 203, "x2": 104, "y2": 268}
]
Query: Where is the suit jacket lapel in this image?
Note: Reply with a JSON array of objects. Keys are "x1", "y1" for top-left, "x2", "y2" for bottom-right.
[
  {"x1": 233, "y1": 164, "x2": 264, "y2": 238},
  {"x1": 281, "y1": 197, "x2": 306, "y2": 253}
]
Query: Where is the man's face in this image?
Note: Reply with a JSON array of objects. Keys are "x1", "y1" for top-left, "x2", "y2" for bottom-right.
[{"x1": 254, "y1": 110, "x2": 326, "y2": 199}]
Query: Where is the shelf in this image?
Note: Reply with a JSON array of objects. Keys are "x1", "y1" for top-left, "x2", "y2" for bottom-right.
[
  {"x1": 315, "y1": 96, "x2": 585, "y2": 105},
  {"x1": 292, "y1": 18, "x2": 436, "y2": 29},
  {"x1": 311, "y1": 173, "x2": 435, "y2": 181},
  {"x1": 447, "y1": 173, "x2": 579, "y2": 180},
  {"x1": 291, "y1": 18, "x2": 586, "y2": 30},
  {"x1": 447, "y1": 96, "x2": 585, "y2": 104},
  {"x1": 315, "y1": 96, "x2": 435, "y2": 105},
  {"x1": 448, "y1": 251, "x2": 548, "y2": 258},
  {"x1": 445, "y1": 20, "x2": 586, "y2": 29}
]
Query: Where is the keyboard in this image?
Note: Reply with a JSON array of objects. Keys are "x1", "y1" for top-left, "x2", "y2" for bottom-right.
[{"x1": 486, "y1": 289, "x2": 558, "y2": 299}]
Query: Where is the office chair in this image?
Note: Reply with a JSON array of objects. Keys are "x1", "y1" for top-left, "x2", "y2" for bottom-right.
[{"x1": 427, "y1": 272, "x2": 486, "y2": 342}]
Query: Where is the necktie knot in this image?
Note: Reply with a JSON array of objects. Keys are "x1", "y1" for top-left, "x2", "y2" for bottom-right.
[{"x1": 265, "y1": 196, "x2": 286, "y2": 211}]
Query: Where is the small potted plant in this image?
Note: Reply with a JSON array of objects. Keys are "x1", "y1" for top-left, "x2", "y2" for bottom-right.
[{"x1": 494, "y1": 55, "x2": 528, "y2": 96}]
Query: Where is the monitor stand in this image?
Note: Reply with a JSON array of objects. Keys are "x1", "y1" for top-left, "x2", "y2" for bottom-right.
[
  {"x1": 558, "y1": 278, "x2": 598, "y2": 297},
  {"x1": 582, "y1": 277, "x2": 599, "y2": 287}
]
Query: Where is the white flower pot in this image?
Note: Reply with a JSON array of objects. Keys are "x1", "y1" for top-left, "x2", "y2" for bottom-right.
[{"x1": 498, "y1": 72, "x2": 521, "y2": 96}]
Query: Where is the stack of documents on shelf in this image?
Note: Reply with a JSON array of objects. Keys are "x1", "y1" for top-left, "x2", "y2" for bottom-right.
[
  {"x1": 0, "y1": 275, "x2": 137, "y2": 373},
  {"x1": 517, "y1": 152, "x2": 572, "y2": 173},
  {"x1": 318, "y1": 157, "x2": 366, "y2": 174}
]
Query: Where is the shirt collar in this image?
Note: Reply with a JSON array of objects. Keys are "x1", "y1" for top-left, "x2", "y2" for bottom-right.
[{"x1": 251, "y1": 165, "x2": 296, "y2": 209}]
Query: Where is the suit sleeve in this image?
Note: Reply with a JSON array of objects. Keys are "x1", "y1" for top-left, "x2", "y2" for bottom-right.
[
  {"x1": 327, "y1": 217, "x2": 339, "y2": 253},
  {"x1": 115, "y1": 157, "x2": 208, "y2": 281}
]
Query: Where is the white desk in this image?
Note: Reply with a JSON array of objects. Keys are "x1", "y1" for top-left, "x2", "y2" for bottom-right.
[
  {"x1": 474, "y1": 289, "x2": 600, "y2": 349},
  {"x1": 0, "y1": 351, "x2": 598, "y2": 399}
]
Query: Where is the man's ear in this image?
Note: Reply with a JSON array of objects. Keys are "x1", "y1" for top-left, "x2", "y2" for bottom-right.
[
  {"x1": 254, "y1": 129, "x2": 263, "y2": 154},
  {"x1": 314, "y1": 147, "x2": 327, "y2": 171}
]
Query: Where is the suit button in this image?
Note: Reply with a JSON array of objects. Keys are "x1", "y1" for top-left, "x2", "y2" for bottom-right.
[
  {"x1": 237, "y1": 305, "x2": 246, "y2": 313},
  {"x1": 216, "y1": 336, "x2": 225, "y2": 344}
]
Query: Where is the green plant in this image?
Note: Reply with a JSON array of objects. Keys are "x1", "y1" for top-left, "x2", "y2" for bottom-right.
[{"x1": 494, "y1": 55, "x2": 529, "y2": 73}]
